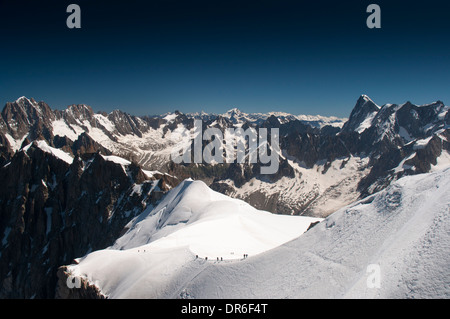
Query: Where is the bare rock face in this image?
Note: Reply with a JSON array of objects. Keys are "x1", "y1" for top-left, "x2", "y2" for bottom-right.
[
  {"x1": 0, "y1": 143, "x2": 176, "y2": 298},
  {"x1": 55, "y1": 266, "x2": 105, "y2": 299},
  {"x1": 1, "y1": 97, "x2": 56, "y2": 141}
]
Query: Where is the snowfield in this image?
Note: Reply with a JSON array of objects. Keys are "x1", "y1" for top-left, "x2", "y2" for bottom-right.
[
  {"x1": 178, "y1": 167, "x2": 450, "y2": 299},
  {"x1": 66, "y1": 167, "x2": 450, "y2": 299},
  {"x1": 67, "y1": 179, "x2": 322, "y2": 298},
  {"x1": 34, "y1": 140, "x2": 74, "y2": 165}
]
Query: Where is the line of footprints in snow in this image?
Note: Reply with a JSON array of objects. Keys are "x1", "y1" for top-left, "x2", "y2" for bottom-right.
[{"x1": 135, "y1": 249, "x2": 250, "y2": 262}]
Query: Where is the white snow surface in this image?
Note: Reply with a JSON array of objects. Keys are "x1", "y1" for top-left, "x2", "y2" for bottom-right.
[
  {"x1": 35, "y1": 140, "x2": 73, "y2": 164},
  {"x1": 101, "y1": 155, "x2": 131, "y2": 166},
  {"x1": 355, "y1": 111, "x2": 377, "y2": 134},
  {"x1": 177, "y1": 167, "x2": 450, "y2": 299},
  {"x1": 413, "y1": 136, "x2": 434, "y2": 150},
  {"x1": 67, "y1": 179, "x2": 322, "y2": 298},
  {"x1": 68, "y1": 167, "x2": 450, "y2": 299},
  {"x1": 431, "y1": 150, "x2": 450, "y2": 172},
  {"x1": 52, "y1": 119, "x2": 80, "y2": 141},
  {"x1": 4, "y1": 133, "x2": 27, "y2": 152}
]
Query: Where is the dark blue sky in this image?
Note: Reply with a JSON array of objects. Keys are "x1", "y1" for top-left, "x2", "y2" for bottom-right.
[{"x1": 1, "y1": 0, "x2": 450, "y2": 117}]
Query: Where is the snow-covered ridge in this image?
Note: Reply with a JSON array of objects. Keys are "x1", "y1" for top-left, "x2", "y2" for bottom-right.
[
  {"x1": 21, "y1": 140, "x2": 74, "y2": 165},
  {"x1": 65, "y1": 167, "x2": 450, "y2": 299},
  {"x1": 66, "y1": 179, "x2": 322, "y2": 298},
  {"x1": 112, "y1": 179, "x2": 322, "y2": 254},
  {"x1": 172, "y1": 167, "x2": 450, "y2": 298}
]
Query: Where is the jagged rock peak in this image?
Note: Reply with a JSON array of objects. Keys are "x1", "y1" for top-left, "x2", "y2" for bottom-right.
[
  {"x1": 341, "y1": 95, "x2": 381, "y2": 134},
  {"x1": 66, "y1": 104, "x2": 94, "y2": 117},
  {"x1": 359, "y1": 94, "x2": 377, "y2": 104},
  {"x1": 4, "y1": 96, "x2": 52, "y2": 114},
  {"x1": 226, "y1": 107, "x2": 243, "y2": 114}
]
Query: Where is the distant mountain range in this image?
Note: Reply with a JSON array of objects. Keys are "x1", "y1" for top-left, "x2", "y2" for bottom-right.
[
  {"x1": 180, "y1": 107, "x2": 347, "y2": 128},
  {"x1": 0, "y1": 94, "x2": 449, "y2": 298}
]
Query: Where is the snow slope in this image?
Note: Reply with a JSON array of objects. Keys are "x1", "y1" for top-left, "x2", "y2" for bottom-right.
[
  {"x1": 66, "y1": 179, "x2": 322, "y2": 298},
  {"x1": 65, "y1": 168, "x2": 450, "y2": 299},
  {"x1": 175, "y1": 167, "x2": 450, "y2": 299},
  {"x1": 33, "y1": 140, "x2": 74, "y2": 164}
]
